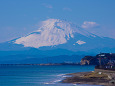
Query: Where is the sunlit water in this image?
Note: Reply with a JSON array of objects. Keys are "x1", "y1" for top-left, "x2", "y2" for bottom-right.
[{"x1": 0, "y1": 65, "x2": 102, "y2": 86}]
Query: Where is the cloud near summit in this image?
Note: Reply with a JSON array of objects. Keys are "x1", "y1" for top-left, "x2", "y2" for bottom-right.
[{"x1": 81, "y1": 21, "x2": 100, "y2": 29}]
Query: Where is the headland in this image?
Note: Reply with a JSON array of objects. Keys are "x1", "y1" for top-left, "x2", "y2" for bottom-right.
[{"x1": 62, "y1": 53, "x2": 115, "y2": 86}]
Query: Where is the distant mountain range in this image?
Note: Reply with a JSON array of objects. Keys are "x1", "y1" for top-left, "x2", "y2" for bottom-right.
[
  {"x1": 0, "y1": 19, "x2": 115, "y2": 63},
  {"x1": 0, "y1": 55, "x2": 83, "y2": 64}
]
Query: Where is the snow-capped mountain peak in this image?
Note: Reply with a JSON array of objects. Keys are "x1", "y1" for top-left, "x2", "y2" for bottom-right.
[{"x1": 15, "y1": 19, "x2": 96, "y2": 48}]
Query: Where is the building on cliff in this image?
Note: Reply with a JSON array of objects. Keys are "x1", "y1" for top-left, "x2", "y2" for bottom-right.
[{"x1": 81, "y1": 53, "x2": 115, "y2": 69}]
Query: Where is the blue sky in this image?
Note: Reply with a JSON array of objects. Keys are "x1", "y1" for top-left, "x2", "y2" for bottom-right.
[{"x1": 0, "y1": 0, "x2": 115, "y2": 43}]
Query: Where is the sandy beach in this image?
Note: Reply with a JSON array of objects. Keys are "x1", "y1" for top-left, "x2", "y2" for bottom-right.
[{"x1": 62, "y1": 71, "x2": 115, "y2": 86}]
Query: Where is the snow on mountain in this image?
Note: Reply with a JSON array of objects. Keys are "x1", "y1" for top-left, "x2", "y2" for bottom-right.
[
  {"x1": 76, "y1": 40, "x2": 86, "y2": 45},
  {"x1": 15, "y1": 19, "x2": 96, "y2": 48}
]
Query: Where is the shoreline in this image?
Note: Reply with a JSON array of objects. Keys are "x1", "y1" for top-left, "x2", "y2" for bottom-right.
[{"x1": 61, "y1": 71, "x2": 115, "y2": 86}]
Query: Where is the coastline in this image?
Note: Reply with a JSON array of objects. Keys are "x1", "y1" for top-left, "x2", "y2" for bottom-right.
[
  {"x1": 0, "y1": 63, "x2": 80, "y2": 66},
  {"x1": 61, "y1": 71, "x2": 115, "y2": 86}
]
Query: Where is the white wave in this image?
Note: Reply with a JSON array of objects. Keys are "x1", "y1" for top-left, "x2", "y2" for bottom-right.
[
  {"x1": 53, "y1": 79, "x2": 62, "y2": 82},
  {"x1": 62, "y1": 75, "x2": 68, "y2": 78},
  {"x1": 57, "y1": 74, "x2": 65, "y2": 76},
  {"x1": 44, "y1": 82, "x2": 55, "y2": 84}
]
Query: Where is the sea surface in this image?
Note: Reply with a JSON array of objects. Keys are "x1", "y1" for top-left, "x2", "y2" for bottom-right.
[{"x1": 0, "y1": 65, "x2": 102, "y2": 86}]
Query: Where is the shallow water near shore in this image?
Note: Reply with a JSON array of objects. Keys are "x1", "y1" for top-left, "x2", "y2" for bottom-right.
[{"x1": 0, "y1": 65, "x2": 102, "y2": 86}]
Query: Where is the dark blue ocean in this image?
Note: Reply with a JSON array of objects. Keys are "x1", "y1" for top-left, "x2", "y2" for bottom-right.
[{"x1": 0, "y1": 65, "x2": 102, "y2": 86}]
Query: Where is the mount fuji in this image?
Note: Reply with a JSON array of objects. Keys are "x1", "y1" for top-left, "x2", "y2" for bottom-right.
[
  {"x1": 0, "y1": 19, "x2": 115, "y2": 56},
  {"x1": 15, "y1": 19, "x2": 96, "y2": 48}
]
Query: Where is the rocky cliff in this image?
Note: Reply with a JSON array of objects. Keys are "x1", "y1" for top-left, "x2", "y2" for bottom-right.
[
  {"x1": 80, "y1": 56, "x2": 99, "y2": 65},
  {"x1": 81, "y1": 53, "x2": 115, "y2": 65}
]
